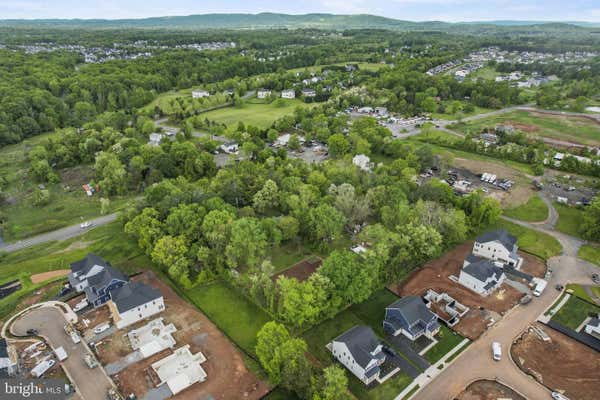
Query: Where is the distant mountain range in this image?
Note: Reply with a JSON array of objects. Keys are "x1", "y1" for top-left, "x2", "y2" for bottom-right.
[{"x1": 0, "y1": 13, "x2": 598, "y2": 30}]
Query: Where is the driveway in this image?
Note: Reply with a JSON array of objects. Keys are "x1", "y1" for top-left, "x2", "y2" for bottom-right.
[
  {"x1": 0, "y1": 213, "x2": 118, "y2": 253},
  {"x1": 11, "y1": 307, "x2": 114, "y2": 400},
  {"x1": 411, "y1": 202, "x2": 597, "y2": 400}
]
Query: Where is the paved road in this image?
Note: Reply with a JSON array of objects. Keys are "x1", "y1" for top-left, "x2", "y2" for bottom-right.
[
  {"x1": 0, "y1": 213, "x2": 118, "y2": 253},
  {"x1": 412, "y1": 202, "x2": 596, "y2": 400},
  {"x1": 12, "y1": 307, "x2": 114, "y2": 400}
]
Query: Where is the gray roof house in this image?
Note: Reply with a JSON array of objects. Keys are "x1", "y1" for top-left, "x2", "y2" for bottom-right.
[
  {"x1": 458, "y1": 258, "x2": 506, "y2": 296},
  {"x1": 330, "y1": 326, "x2": 385, "y2": 385},
  {"x1": 585, "y1": 316, "x2": 600, "y2": 339},
  {"x1": 383, "y1": 296, "x2": 440, "y2": 341},
  {"x1": 473, "y1": 229, "x2": 523, "y2": 269},
  {"x1": 108, "y1": 282, "x2": 165, "y2": 329}
]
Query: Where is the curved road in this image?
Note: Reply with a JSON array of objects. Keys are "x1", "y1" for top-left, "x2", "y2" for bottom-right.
[
  {"x1": 0, "y1": 213, "x2": 118, "y2": 253},
  {"x1": 413, "y1": 202, "x2": 596, "y2": 400}
]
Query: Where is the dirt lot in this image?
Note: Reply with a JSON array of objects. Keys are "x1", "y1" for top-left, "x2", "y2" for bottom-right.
[
  {"x1": 76, "y1": 306, "x2": 112, "y2": 338},
  {"x1": 389, "y1": 241, "x2": 524, "y2": 339},
  {"x1": 271, "y1": 256, "x2": 322, "y2": 282},
  {"x1": 455, "y1": 379, "x2": 526, "y2": 400},
  {"x1": 511, "y1": 323, "x2": 600, "y2": 400},
  {"x1": 520, "y1": 253, "x2": 546, "y2": 278},
  {"x1": 31, "y1": 269, "x2": 70, "y2": 284},
  {"x1": 106, "y1": 271, "x2": 269, "y2": 400}
]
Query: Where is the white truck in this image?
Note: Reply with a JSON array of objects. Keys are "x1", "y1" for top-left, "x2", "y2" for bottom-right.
[
  {"x1": 31, "y1": 359, "x2": 55, "y2": 377},
  {"x1": 54, "y1": 347, "x2": 68, "y2": 361},
  {"x1": 64, "y1": 324, "x2": 81, "y2": 344},
  {"x1": 492, "y1": 341, "x2": 502, "y2": 361},
  {"x1": 532, "y1": 278, "x2": 548, "y2": 297}
]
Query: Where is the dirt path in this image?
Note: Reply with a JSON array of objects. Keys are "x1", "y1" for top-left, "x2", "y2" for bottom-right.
[
  {"x1": 455, "y1": 379, "x2": 526, "y2": 400},
  {"x1": 30, "y1": 269, "x2": 70, "y2": 284}
]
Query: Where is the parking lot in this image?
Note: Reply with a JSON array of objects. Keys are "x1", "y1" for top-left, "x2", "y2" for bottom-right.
[{"x1": 11, "y1": 306, "x2": 114, "y2": 400}]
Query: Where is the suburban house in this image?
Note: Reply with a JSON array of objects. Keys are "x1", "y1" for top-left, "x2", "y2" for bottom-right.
[
  {"x1": 301, "y1": 88, "x2": 317, "y2": 97},
  {"x1": 68, "y1": 253, "x2": 128, "y2": 297},
  {"x1": 220, "y1": 142, "x2": 239, "y2": 154},
  {"x1": 83, "y1": 266, "x2": 129, "y2": 308},
  {"x1": 0, "y1": 339, "x2": 16, "y2": 377},
  {"x1": 473, "y1": 230, "x2": 523, "y2": 269},
  {"x1": 330, "y1": 326, "x2": 385, "y2": 385},
  {"x1": 383, "y1": 296, "x2": 440, "y2": 341},
  {"x1": 148, "y1": 133, "x2": 164, "y2": 146},
  {"x1": 151, "y1": 345, "x2": 207, "y2": 395},
  {"x1": 107, "y1": 281, "x2": 165, "y2": 329},
  {"x1": 458, "y1": 256, "x2": 506, "y2": 296},
  {"x1": 281, "y1": 89, "x2": 295, "y2": 99},
  {"x1": 257, "y1": 88, "x2": 272, "y2": 99},
  {"x1": 274, "y1": 133, "x2": 305, "y2": 148},
  {"x1": 191, "y1": 90, "x2": 210, "y2": 98},
  {"x1": 584, "y1": 316, "x2": 600, "y2": 339}
]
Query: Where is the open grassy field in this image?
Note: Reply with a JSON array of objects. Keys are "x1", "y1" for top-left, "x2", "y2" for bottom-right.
[
  {"x1": 489, "y1": 219, "x2": 562, "y2": 260},
  {"x1": 202, "y1": 99, "x2": 312, "y2": 129},
  {"x1": 566, "y1": 284, "x2": 595, "y2": 303},
  {"x1": 578, "y1": 244, "x2": 600, "y2": 268},
  {"x1": 431, "y1": 104, "x2": 492, "y2": 121},
  {"x1": 554, "y1": 203, "x2": 585, "y2": 238},
  {"x1": 504, "y1": 195, "x2": 549, "y2": 222},
  {"x1": 552, "y1": 295, "x2": 600, "y2": 330},
  {"x1": 468, "y1": 66, "x2": 501, "y2": 81},
  {"x1": 287, "y1": 61, "x2": 387, "y2": 74},
  {"x1": 185, "y1": 281, "x2": 272, "y2": 356},
  {"x1": 449, "y1": 110, "x2": 600, "y2": 146}
]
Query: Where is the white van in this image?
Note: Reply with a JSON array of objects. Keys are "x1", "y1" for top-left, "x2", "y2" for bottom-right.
[
  {"x1": 492, "y1": 341, "x2": 502, "y2": 361},
  {"x1": 93, "y1": 322, "x2": 111, "y2": 335},
  {"x1": 532, "y1": 278, "x2": 548, "y2": 297}
]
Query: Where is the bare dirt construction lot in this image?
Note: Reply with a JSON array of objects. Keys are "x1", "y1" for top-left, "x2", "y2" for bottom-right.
[
  {"x1": 389, "y1": 241, "x2": 523, "y2": 340},
  {"x1": 107, "y1": 271, "x2": 269, "y2": 400},
  {"x1": 455, "y1": 379, "x2": 526, "y2": 400},
  {"x1": 30, "y1": 269, "x2": 70, "y2": 284},
  {"x1": 271, "y1": 256, "x2": 322, "y2": 282},
  {"x1": 520, "y1": 253, "x2": 546, "y2": 278},
  {"x1": 511, "y1": 323, "x2": 600, "y2": 400}
]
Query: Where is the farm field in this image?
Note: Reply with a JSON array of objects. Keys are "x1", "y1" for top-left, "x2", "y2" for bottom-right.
[
  {"x1": 201, "y1": 98, "x2": 312, "y2": 129},
  {"x1": 449, "y1": 110, "x2": 600, "y2": 146},
  {"x1": 504, "y1": 195, "x2": 549, "y2": 222}
]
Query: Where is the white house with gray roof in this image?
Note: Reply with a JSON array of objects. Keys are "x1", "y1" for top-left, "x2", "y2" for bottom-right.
[
  {"x1": 108, "y1": 282, "x2": 164, "y2": 329},
  {"x1": 458, "y1": 256, "x2": 506, "y2": 296},
  {"x1": 330, "y1": 326, "x2": 385, "y2": 385},
  {"x1": 383, "y1": 296, "x2": 440, "y2": 341},
  {"x1": 585, "y1": 316, "x2": 600, "y2": 339},
  {"x1": 473, "y1": 229, "x2": 523, "y2": 269}
]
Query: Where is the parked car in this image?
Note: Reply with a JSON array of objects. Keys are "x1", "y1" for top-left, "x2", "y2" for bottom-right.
[
  {"x1": 26, "y1": 328, "x2": 38, "y2": 336},
  {"x1": 555, "y1": 284, "x2": 564, "y2": 291},
  {"x1": 551, "y1": 392, "x2": 570, "y2": 400},
  {"x1": 93, "y1": 323, "x2": 111, "y2": 335},
  {"x1": 520, "y1": 294, "x2": 533, "y2": 305},
  {"x1": 492, "y1": 341, "x2": 502, "y2": 361},
  {"x1": 591, "y1": 273, "x2": 600, "y2": 284},
  {"x1": 80, "y1": 221, "x2": 93, "y2": 229}
]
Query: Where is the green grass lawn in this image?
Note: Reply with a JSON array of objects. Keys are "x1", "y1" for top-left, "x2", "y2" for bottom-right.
[
  {"x1": 449, "y1": 110, "x2": 600, "y2": 146},
  {"x1": 269, "y1": 242, "x2": 314, "y2": 272},
  {"x1": 431, "y1": 104, "x2": 492, "y2": 121},
  {"x1": 424, "y1": 325, "x2": 464, "y2": 364},
  {"x1": 566, "y1": 283, "x2": 595, "y2": 303},
  {"x1": 554, "y1": 203, "x2": 584, "y2": 238},
  {"x1": 185, "y1": 282, "x2": 272, "y2": 355},
  {"x1": 348, "y1": 371, "x2": 413, "y2": 400},
  {"x1": 489, "y1": 219, "x2": 562, "y2": 260},
  {"x1": 261, "y1": 389, "x2": 301, "y2": 400},
  {"x1": 468, "y1": 66, "x2": 501, "y2": 81},
  {"x1": 552, "y1": 295, "x2": 600, "y2": 330},
  {"x1": 201, "y1": 99, "x2": 311, "y2": 129},
  {"x1": 414, "y1": 129, "x2": 462, "y2": 144},
  {"x1": 504, "y1": 195, "x2": 549, "y2": 222},
  {"x1": 578, "y1": 244, "x2": 600, "y2": 267}
]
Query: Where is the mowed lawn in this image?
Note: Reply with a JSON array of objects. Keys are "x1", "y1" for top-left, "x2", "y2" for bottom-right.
[
  {"x1": 424, "y1": 325, "x2": 465, "y2": 364},
  {"x1": 201, "y1": 99, "x2": 311, "y2": 129},
  {"x1": 450, "y1": 110, "x2": 600, "y2": 146},
  {"x1": 489, "y1": 219, "x2": 562, "y2": 260},
  {"x1": 578, "y1": 244, "x2": 600, "y2": 268},
  {"x1": 185, "y1": 282, "x2": 272, "y2": 356},
  {"x1": 552, "y1": 295, "x2": 600, "y2": 330},
  {"x1": 504, "y1": 195, "x2": 549, "y2": 222},
  {"x1": 554, "y1": 203, "x2": 585, "y2": 238}
]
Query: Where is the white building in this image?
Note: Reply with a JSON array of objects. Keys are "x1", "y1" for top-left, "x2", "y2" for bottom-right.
[
  {"x1": 352, "y1": 154, "x2": 372, "y2": 172},
  {"x1": 458, "y1": 256, "x2": 506, "y2": 296},
  {"x1": 274, "y1": 133, "x2": 305, "y2": 148},
  {"x1": 585, "y1": 317, "x2": 600, "y2": 339},
  {"x1": 220, "y1": 142, "x2": 239, "y2": 154},
  {"x1": 473, "y1": 230, "x2": 523, "y2": 269},
  {"x1": 281, "y1": 89, "x2": 295, "y2": 99},
  {"x1": 330, "y1": 326, "x2": 385, "y2": 385},
  {"x1": 108, "y1": 282, "x2": 164, "y2": 329},
  {"x1": 257, "y1": 89, "x2": 272, "y2": 99},
  {"x1": 148, "y1": 133, "x2": 164, "y2": 147},
  {"x1": 301, "y1": 88, "x2": 316, "y2": 98},
  {"x1": 151, "y1": 345, "x2": 207, "y2": 395},
  {"x1": 192, "y1": 90, "x2": 210, "y2": 98}
]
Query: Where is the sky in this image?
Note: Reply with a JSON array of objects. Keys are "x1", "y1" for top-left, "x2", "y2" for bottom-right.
[{"x1": 1, "y1": 0, "x2": 599, "y2": 22}]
